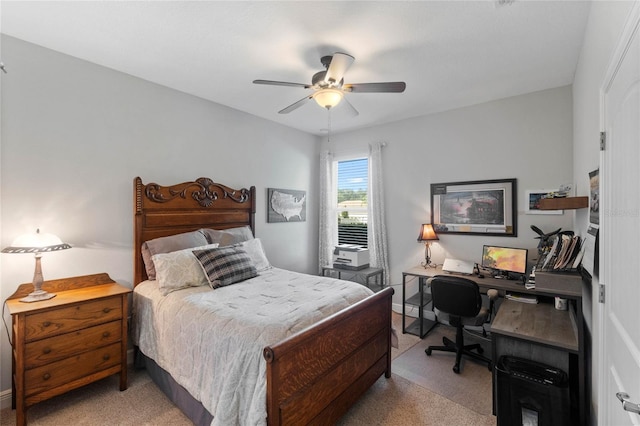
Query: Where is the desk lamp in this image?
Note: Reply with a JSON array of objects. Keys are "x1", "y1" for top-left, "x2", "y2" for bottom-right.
[
  {"x1": 417, "y1": 224, "x2": 438, "y2": 268},
  {"x1": 2, "y1": 229, "x2": 71, "y2": 302}
]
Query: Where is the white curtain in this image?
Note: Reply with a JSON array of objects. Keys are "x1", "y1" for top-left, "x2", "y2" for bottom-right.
[
  {"x1": 318, "y1": 149, "x2": 337, "y2": 273},
  {"x1": 367, "y1": 142, "x2": 390, "y2": 286}
]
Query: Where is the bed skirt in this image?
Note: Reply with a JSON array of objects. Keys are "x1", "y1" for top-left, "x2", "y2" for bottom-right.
[{"x1": 135, "y1": 348, "x2": 214, "y2": 426}]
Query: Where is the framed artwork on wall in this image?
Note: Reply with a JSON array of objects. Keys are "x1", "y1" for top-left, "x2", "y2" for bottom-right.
[
  {"x1": 525, "y1": 190, "x2": 563, "y2": 214},
  {"x1": 267, "y1": 188, "x2": 306, "y2": 223},
  {"x1": 589, "y1": 169, "x2": 599, "y2": 225},
  {"x1": 431, "y1": 178, "x2": 517, "y2": 236}
]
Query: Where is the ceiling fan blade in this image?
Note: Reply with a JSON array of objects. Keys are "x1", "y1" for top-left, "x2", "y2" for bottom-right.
[
  {"x1": 324, "y1": 52, "x2": 355, "y2": 85},
  {"x1": 343, "y1": 82, "x2": 406, "y2": 93},
  {"x1": 340, "y1": 97, "x2": 359, "y2": 117},
  {"x1": 278, "y1": 95, "x2": 313, "y2": 114},
  {"x1": 253, "y1": 79, "x2": 311, "y2": 89}
]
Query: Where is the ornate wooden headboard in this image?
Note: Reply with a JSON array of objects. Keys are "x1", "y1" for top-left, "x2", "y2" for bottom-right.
[{"x1": 133, "y1": 177, "x2": 256, "y2": 286}]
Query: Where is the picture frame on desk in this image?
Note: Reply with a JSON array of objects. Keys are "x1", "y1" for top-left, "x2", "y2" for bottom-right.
[
  {"x1": 525, "y1": 189, "x2": 563, "y2": 215},
  {"x1": 431, "y1": 178, "x2": 517, "y2": 236}
]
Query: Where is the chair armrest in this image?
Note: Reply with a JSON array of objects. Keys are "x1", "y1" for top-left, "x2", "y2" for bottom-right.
[{"x1": 487, "y1": 289, "x2": 499, "y2": 301}]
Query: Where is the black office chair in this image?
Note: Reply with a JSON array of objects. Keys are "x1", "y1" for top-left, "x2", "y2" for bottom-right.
[{"x1": 425, "y1": 275, "x2": 498, "y2": 374}]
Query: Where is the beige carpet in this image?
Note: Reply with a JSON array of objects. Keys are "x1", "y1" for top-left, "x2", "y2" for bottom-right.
[
  {"x1": 391, "y1": 311, "x2": 422, "y2": 360},
  {"x1": 392, "y1": 323, "x2": 494, "y2": 416},
  {"x1": 0, "y1": 313, "x2": 496, "y2": 425},
  {"x1": 0, "y1": 367, "x2": 190, "y2": 426}
]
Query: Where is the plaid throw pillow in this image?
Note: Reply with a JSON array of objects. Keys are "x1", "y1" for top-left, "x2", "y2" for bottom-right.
[{"x1": 192, "y1": 246, "x2": 257, "y2": 289}]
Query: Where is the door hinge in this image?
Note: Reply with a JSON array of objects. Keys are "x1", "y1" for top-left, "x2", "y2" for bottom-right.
[
  {"x1": 599, "y1": 284, "x2": 605, "y2": 303},
  {"x1": 600, "y1": 132, "x2": 606, "y2": 151}
]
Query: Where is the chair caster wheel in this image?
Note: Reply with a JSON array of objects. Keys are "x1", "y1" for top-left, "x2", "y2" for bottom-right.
[
  {"x1": 425, "y1": 348, "x2": 432, "y2": 356},
  {"x1": 453, "y1": 365, "x2": 460, "y2": 374}
]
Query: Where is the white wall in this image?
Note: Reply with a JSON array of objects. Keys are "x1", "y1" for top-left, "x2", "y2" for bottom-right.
[
  {"x1": 572, "y1": 1, "x2": 637, "y2": 422},
  {"x1": 0, "y1": 36, "x2": 320, "y2": 397},
  {"x1": 327, "y1": 86, "x2": 575, "y2": 309}
]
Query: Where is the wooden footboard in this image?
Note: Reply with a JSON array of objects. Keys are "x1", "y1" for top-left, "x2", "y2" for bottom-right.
[{"x1": 263, "y1": 287, "x2": 394, "y2": 425}]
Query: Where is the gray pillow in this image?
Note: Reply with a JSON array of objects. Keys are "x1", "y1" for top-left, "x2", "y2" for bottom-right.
[
  {"x1": 201, "y1": 226, "x2": 254, "y2": 246},
  {"x1": 141, "y1": 230, "x2": 208, "y2": 280},
  {"x1": 192, "y1": 246, "x2": 257, "y2": 289}
]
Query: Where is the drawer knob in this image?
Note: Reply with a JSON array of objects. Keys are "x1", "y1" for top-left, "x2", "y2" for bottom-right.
[
  {"x1": 43, "y1": 373, "x2": 51, "y2": 381},
  {"x1": 103, "y1": 354, "x2": 110, "y2": 361},
  {"x1": 42, "y1": 347, "x2": 51, "y2": 354},
  {"x1": 102, "y1": 308, "x2": 111, "y2": 314},
  {"x1": 42, "y1": 321, "x2": 51, "y2": 327},
  {"x1": 102, "y1": 332, "x2": 110, "y2": 338}
]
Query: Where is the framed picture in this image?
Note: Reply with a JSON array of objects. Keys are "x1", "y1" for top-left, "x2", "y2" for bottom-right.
[
  {"x1": 589, "y1": 169, "x2": 599, "y2": 225},
  {"x1": 431, "y1": 178, "x2": 517, "y2": 236},
  {"x1": 267, "y1": 188, "x2": 306, "y2": 223},
  {"x1": 525, "y1": 190, "x2": 563, "y2": 215}
]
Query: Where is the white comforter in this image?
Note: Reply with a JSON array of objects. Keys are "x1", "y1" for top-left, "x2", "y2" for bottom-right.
[{"x1": 132, "y1": 267, "x2": 374, "y2": 426}]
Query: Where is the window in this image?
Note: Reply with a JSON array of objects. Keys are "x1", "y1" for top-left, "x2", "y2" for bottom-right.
[{"x1": 337, "y1": 158, "x2": 368, "y2": 247}]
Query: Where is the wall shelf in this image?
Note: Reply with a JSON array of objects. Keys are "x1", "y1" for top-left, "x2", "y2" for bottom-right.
[{"x1": 538, "y1": 196, "x2": 589, "y2": 210}]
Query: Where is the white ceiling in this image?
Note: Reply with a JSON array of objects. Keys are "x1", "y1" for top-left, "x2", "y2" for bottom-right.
[{"x1": 0, "y1": 1, "x2": 591, "y2": 136}]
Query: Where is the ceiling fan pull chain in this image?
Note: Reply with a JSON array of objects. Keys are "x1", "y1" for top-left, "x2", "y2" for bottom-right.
[{"x1": 327, "y1": 109, "x2": 332, "y2": 144}]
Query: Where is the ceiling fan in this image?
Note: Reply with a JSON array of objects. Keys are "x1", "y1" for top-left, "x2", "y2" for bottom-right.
[{"x1": 253, "y1": 52, "x2": 406, "y2": 116}]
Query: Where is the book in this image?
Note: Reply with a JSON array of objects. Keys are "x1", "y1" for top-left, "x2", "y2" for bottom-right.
[{"x1": 539, "y1": 234, "x2": 583, "y2": 272}]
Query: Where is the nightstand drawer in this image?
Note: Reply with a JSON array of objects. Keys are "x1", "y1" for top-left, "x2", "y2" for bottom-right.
[
  {"x1": 24, "y1": 320, "x2": 122, "y2": 369},
  {"x1": 25, "y1": 297, "x2": 122, "y2": 342},
  {"x1": 25, "y1": 342, "x2": 122, "y2": 396}
]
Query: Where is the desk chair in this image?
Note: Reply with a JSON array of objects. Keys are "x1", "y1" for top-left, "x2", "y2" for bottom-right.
[{"x1": 425, "y1": 275, "x2": 498, "y2": 374}]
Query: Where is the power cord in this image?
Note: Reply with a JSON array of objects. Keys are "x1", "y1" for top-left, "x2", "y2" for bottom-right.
[{"x1": 2, "y1": 299, "x2": 12, "y2": 346}]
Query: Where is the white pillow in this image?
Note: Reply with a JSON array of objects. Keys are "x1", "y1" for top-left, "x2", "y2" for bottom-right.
[
  {"x1": 152, "y1": 243, "x2": 219, "y2": 295},
  {"x1": 240, "y1": 238, "x2": 271, "y2": 272}
]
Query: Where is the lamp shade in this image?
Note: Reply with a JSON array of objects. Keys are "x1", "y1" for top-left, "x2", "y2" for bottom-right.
[
  {"x1": 314, "y1": 88, "x2": 344, "y2": 109},
  {"x1": 2, "y1": 229, "x2": 71, "y2": 253},
  {"x1": 417, "y1": 224, "x2": 439, "y2": 242},
  {"x1": 2, "y1": 229, "x2": 70, "y2": 302}
]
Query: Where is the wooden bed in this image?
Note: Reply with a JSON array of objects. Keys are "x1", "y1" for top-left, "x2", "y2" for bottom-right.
[{"x1": 133, "y1": 176, "x2": 394, "y2": 425}]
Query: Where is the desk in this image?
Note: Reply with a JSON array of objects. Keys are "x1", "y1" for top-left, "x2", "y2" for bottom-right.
[
  {"x1": 401, "y1": 266, "x2": 586, "y2": 425},
  {"x1": 401, "y1": 268, "x2": 436, "y2": 338},
  {"x1": 321, "y1": 265, "x2": 384, "y2": 291},
  {"x1": 401, "y1": 266, "x2": 532, "y2": 338},
  {"x1": 491, "y1": 272, "x2": 584, "y2": 425},
  {"x1": 403, "y1": 265, "x2": 537, "y2": 296}
]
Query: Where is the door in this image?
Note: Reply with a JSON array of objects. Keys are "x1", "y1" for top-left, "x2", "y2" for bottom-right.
[{"x1": 599, "y1": 3, "x2": 640, "y2": 425}]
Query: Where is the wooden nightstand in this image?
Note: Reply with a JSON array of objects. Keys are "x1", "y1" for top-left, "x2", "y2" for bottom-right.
[{"x1": 5, "y1": 273, "x2": 131, "y2": 426}]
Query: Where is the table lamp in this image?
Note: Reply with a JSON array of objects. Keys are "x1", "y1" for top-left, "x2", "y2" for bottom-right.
[
  {"x1": 2, "y1": 229, "x2": 71, "y2": 302},
  {"x1": 417, "y1": 224, "x2": 438, "y2": 268}
]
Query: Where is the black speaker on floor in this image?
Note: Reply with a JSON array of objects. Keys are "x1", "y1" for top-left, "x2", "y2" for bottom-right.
[{"x1": 496, "y1": 356, "x2": 570, "y2": 426}]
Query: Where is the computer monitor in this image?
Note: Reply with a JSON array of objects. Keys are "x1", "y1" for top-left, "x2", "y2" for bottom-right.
[{"x1": 481, "y1": 245, "x2": 528, "y2": 276}]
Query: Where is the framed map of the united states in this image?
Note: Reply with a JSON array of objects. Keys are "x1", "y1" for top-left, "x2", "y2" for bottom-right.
[{"x1": 267, "y1": 188, "x2": 306, "y2": 223}]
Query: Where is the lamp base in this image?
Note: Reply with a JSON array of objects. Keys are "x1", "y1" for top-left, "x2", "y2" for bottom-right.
[
  {"x1": 421, "y1": 260, "x2": 437, "y2": 268},
  {"x1": 20, "y1": 290, "x2": 56, "y2": 303},
  {"x1": 421, "y1": 243, "x2": 437, "y2": 268}
]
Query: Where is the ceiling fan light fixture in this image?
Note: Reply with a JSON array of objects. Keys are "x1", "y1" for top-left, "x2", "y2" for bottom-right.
[
  {"x1": 314, "y1": 88, "x2": 343, "y2": 110},
  {"x1": 254, "y1": 52, "x2": 405, "y2": 115}
]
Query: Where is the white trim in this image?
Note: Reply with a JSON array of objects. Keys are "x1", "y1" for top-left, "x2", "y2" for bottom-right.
[{"x1": 0, "y1": 388, "x2": 11, "y2": 410}]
